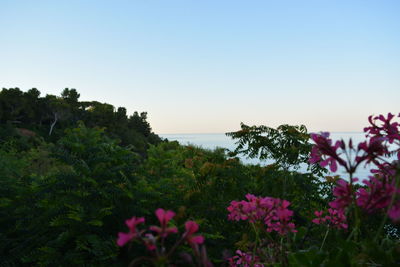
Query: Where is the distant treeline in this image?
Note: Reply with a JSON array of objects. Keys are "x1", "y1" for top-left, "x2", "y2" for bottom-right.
[{"x1": 0, "y1": 88, "x2": 161, "y2": 155}]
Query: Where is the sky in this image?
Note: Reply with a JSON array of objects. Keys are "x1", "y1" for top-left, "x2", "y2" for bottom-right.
[{"x1": 1, "y1": 0, "x2": 399, "y2": 134}]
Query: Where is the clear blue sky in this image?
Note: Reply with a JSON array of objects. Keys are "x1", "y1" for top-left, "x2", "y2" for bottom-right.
[{"x1": 1, "y1": 0, "x2": 399, "y2": 133}]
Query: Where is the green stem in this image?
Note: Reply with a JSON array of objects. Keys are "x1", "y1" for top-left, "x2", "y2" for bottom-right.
[
  {"x1": 346, "y1": 226, "x2": 357, "y2": 242},
  {"x1": 349, "y1": 172, "x2": 361, "y2": 241},
  {"x1": 250, "y1": 222, "x2": 260, "y2": 267},
  {"x1": 280, "y1": 236, "x2": 285, "y2": 266},
  {"x1": 320, "y1": 227, "x2": 330, "y2": 251},
  {"x1": 166, "y1": 235, "x2": 185, "y2": 258},
  {"x1": 128, "y1": 256, "x2": 153, "y2": 267}
]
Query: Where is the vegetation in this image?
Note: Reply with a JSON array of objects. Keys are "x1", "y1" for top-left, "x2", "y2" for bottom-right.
[
  {"x1": 0, "y1": 88, "x2": 399, "y2": 266},
  {"x1": 0, "y1": 87, "x2": 160, "y2": 155}
]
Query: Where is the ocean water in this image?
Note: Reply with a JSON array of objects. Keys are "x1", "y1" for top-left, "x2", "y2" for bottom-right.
[{"x1": 160, "y1": 132, "x2": 381, "y2": 180}]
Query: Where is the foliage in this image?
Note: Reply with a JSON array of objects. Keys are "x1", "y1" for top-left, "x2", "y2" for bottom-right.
[
  {"x1": 133, "y1": 141, "x2": 328, "y2": 264},
  {"x1": 1, "y1": 93, "x2": 399, "y2": 267},
  {"x1": 2, "y1": 123, "x2": 140, "y2": 266},
  {"x1": 0, "y1": 87, "x2": 161, "y2": 155},
  {"x1": 226, "y1": 123, "x2": 324, "y2": 175},
  {"x1": 122, "y1": 113, "x2": 400, "y2": 266}
]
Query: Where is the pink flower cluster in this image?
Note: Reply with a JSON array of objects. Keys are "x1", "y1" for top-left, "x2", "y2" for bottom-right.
[
  {"x1": 312, "y1": 208, "x2": 348, "y2": 229},
  {"x1": 117, "y1": 208, "x2": 204, "y2": 249},
  {"x1": 365, "y1": 113, "x2": 400, "y2": 146},
  {"x1": 357, "y1": 175, "x2": 396, "y2": 213},
  {"x1": 329, "y1": 179, "x2": 356, "y2": 211},
  {"x1": 227, "y1": 250, "x2": 264, "y2": 267},
  {"x1": 313, "y1": 175, "x2": 400, "y2": 227},
  {"x1": 310, "y1": 113, "x2": 400, "y2": 224},
  {"x1": 309, "y1": 132, "x2": 345, "y2": 172},
  {"x1": 312, "y1": 179, "x2": 350, "y2": 229},
  {"x1": 227, "y1": 194, "x2": 297, "y2": 235},
  {"x1": 356, "y1": 138, "x2": 388, "y2": 165},
  {"x1": 309, "y1": 132, "x2": 387, "y2": 174}
]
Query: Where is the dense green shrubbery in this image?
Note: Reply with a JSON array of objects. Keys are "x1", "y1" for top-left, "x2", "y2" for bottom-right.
[
  {"x1": 134, "y1": 141, "x2": 329, "y2": 261},
  {"x1": 1, "y1": 88, "x2": 399, "y2": 266},
  {"x1": 0, "y1": 124, "x2": 329, "y2": 266},
  {"x1": 1, "y1": 124, "x2": 139, "y2": 265}
]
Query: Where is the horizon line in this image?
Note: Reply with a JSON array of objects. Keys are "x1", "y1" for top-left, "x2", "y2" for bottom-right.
[{"x1": 159, "y1": 131, "x2": 365, "y2": 135}]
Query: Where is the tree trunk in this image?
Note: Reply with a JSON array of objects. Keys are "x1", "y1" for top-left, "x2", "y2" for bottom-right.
[{"x1": 49, "y1": 112, "x2": 59, "y2": 136}]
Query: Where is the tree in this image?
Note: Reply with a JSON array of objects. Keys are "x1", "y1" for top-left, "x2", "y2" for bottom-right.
[
  {"x1": 0, "y1": 87, "x2": 161, "y2": 154},
  {"x1": 10, "y1": 123, "x2": 140, "y2": 266},
  {"x1": 0, "y1": 88, "x2": 25, "y2": 124},
  {"x1": 227, "y1": 123, "x2": 326, "y2": 175},
  {"x1": 61, "y1": 88, "x2": 80, "y2": 104},
  {"x1": 44, "y1": 95, "x2": 70, "y2": 136}
]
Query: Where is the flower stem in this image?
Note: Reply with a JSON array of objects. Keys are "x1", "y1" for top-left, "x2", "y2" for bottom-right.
[
  {"x1": 320, "y1": 227, "x2": 330, "y2": 251},
  {"x1": 250, "y1": 222, "x2": 260, "y2": 266},
  {"x1": 349, "y1": 172, "x2": 361, "y2": 241}
]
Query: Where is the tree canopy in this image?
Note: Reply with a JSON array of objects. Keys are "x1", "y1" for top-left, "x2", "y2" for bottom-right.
[{"x1": 0, "y1": 87, "x2": 161, "y2": 155}]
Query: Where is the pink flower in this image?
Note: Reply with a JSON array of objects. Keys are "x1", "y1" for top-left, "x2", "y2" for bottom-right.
[
  {"x1": 117, "y1": 216, "x2": 145, "y2": 247},
  {"x1": 312, "y1": 211, "x2": 324, "y2": 225},
  {"x1": 364, "y1": 113, "x2": 400, "y2": 144},
  {"x1": 155, "y1": 208, "x2": 175, "y2": 226},
  {"x1": 117, "y1": 232, "x2": 136, "y2": 247},
  {"x1": 309, "y1": 132, "x2": 345, "y2": 172},
  {"x1": 228, "y1": 250, "x2": 264, "y2": 267},
  {"x1": 321, "y1": 156, "x2": 338, "y2": 172},
  {"x1": 356, "y1": 176, "x2": 395, "y2": 213},
  {"x1": 312, "y1": 208, "x2": 347, "y2": 229},
  {"x1": 372, "y1": 162, "x2": 396, "y2": 174},
  {"x1": 184, "y1": 221, "x2": 205, "y2": 246},
  {"x1": 228, "y1": 195, "x2": 296, "y2": 235},
  {"x1": 388, "y1": 201, "x2": 400, "y2": 222},
  {"x1": 329, "y1": 179, "x2": 355, "y2": 211},
  {"x1": 150, "y1": 208, "x2": 178, "y2": 238},
  {"x1": 267, "y1": 199, "x2": 297, "y2": 235},
  {"x1": 227, "y1": 194, "x2": 274, "y2": 222},
  {"x1": 356, "y1": 138, "x2": 387, "y2": 164}
]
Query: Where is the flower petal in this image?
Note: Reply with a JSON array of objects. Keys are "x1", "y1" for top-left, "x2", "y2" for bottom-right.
[
  {"x1": 117, "y1": 232, "x2": 134, "y2": 247},
  {"x1": 185, "y1": 221, "x2": 199, "y2": 235},
  {"x1": 190, "y1": 235, "x2": 204, "y2": 244}
]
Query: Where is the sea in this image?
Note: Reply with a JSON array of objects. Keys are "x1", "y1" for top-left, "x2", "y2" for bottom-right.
[{"x1": 160, "y1": 132, "x2": 390, "y2": 181}]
